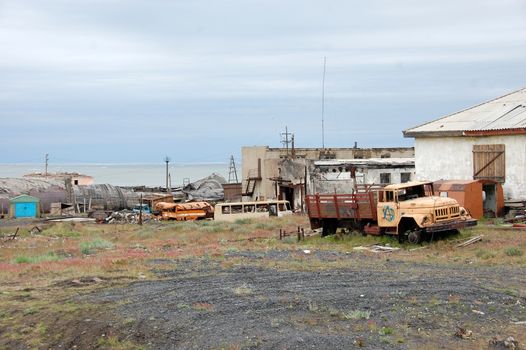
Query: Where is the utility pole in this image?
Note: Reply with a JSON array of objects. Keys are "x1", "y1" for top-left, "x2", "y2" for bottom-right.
[
  {"x1": 164, "y1": 156, "x2": 171, "y2": 192},
  {"x1": 321, "y1": 56, "x2": 326, "y2": 149},
  {"x1": 228, "y1": 155, "x2": 239, "y2": 183},
  {"x1": 281, "y1": 126, "x2": 293, "y2": 155},
  {"x1": 44, "y1": 154, "x2": 49, "y2": 177}
]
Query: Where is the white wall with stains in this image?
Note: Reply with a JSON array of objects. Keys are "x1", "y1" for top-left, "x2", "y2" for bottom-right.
[{"x1": 414, "y1": 135, "x2": 526, "y2": 199}]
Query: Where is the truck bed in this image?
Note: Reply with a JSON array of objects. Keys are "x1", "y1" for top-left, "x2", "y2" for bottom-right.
[{"x1": 305, "y1": 192, "x2": 377, "y2": 221}]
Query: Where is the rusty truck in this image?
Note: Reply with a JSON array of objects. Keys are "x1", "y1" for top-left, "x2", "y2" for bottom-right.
[
  {"x1": 306, "y1": 181, "x2": 477, "y2": 243},
  {"x1": 154, "y1": 201, "x2": 214, "y2": 221}
]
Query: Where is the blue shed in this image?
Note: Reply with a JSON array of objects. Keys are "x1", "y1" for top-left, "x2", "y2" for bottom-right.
[{"x1": 9, "y1": 195, "x2": 41, "y2": 219}]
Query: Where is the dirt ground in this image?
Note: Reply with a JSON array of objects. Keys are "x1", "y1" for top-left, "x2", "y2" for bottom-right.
[
  {"x1": 1, "y1": 217, "x2": 525, "y2": 349},
  {"x1": 71, "y1": 251, "x2": 525, "y2": 349}
]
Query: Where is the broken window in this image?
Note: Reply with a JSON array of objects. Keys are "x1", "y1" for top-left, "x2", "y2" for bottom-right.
[
  {"x1": 231, "y1": 205, "x2": 243, "y2": 213},
  {"x1": 400, "y1": 172, "x2": 411, "y2": 183},
  {"x1": 380, "y1": 173, "x2": 391, "y2": 184}
]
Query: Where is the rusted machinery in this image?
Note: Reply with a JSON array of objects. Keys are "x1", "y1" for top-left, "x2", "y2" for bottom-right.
[{"x1": 154, "y1": 201, "x2": 214, "y2": 221}]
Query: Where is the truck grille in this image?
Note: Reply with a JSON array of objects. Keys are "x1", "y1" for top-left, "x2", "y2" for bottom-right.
[{"x1": 435, "y1": 206, "x2": 460, "y2": 221}]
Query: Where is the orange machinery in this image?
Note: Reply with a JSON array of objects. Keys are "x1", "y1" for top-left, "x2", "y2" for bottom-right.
[{"x1": 155, "y1": 201, "x2": 214, "y2": 221}]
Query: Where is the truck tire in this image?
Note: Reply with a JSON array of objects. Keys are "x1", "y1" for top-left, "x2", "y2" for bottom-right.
[
  {"x1": 407, "y1": 230, "x2": 422, "y2": 244},
  {"x1": 322, "y1": 219, "x2": 338, "y2": 237}
]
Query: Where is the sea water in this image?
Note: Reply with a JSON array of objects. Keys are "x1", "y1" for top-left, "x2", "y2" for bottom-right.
[{"x1": 0, "y1": 163, "x2": 230, "y2": 187}]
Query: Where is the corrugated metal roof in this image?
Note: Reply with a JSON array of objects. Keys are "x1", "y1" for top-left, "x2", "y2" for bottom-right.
[
  {"x1": 404, "y1": 88, "x2": 526, "y2": 137},
  {"x1": 9, "y1": 194, "x2": 40, "y2": 203}
]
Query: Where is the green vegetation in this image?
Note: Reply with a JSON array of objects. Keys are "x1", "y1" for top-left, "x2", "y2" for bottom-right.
[
  {"x1": 475, "y1": 248, "x2": 496, "y2": 260},
  {"x1": 80, "y1": 238, "x2": 115, "y2": 255},
  {"x1": 505, "y1": 247, "x2": 524, "y2": 257},
  {"x1": 13, "y1": 252, "x2": 62, "y2": 264}
]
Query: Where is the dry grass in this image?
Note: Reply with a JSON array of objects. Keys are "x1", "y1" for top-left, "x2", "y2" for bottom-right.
[{"x1": 1, "y1": 215, "x2": 525, "y2": 349}]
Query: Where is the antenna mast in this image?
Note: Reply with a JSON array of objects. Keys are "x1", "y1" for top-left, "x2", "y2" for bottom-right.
[
  {"x1": 228, "y1": 155, "x2": 239, "y2": 183},
  {"x1": 281, "y1": 126, "x2": 293, "y2": 155},
  {"x1": 321, "y1": 56, "x2": 326, "y2": 149}
]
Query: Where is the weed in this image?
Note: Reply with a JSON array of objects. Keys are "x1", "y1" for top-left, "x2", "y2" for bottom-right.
[
  {"x1": 270, "y1": 318, "x2": 282, "y2": 327},
  {"x1": 343, "y1": 310, "x2": 371, "y2": 320},
  {"x1": 80, "y1": 239, "x2": 115, "y2": 255},
  {"x1": 379, "y1": 326, "x2": 394, "y2": 335},
  {"x1": 505, "y1": 247, "x2": 524, "y2": 257},
  {"x1": 233, "y1": 283, "x2": 253, "y2": 296},
  {"x1": 123, "y1": 317, "x2": 136, "y2": 326},
  {"x1": 308, "y1": 300, "x2": 319, "y2": 312}
]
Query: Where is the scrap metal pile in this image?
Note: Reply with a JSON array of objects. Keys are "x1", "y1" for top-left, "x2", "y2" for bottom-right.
[{"x1": 105, "y1": 210, "x2": 152, "y2": 224}]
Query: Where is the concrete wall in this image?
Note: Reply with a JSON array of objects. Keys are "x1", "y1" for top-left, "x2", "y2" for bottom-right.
[
  {"x1": 310, "y1": 167, "x2": 414, "y2": 194},
  {"x1": 242, "y1": 146, "x2": 415, "y2": 200},
  {"x1": 415, "y1": 135, "x2": 526, "y2": 199}
]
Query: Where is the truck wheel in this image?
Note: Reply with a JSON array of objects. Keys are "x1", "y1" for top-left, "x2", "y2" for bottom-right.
[
  {"x1": 407, "y1": 230, "x2": 422, "y2": 244},
  {"x1": 322, "y1": 220, "x2": 337, "y2": 237}
]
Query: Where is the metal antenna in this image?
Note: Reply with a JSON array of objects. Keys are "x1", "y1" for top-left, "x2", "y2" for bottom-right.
[
  {"x1": 280, "y1": 126, "x2": 293, "y2": 155},
  {"x1": 321, "y1": 56, "x2": 326, "y2": 149},
  {"x1": 164, "y1": 156, "x2": 171, "y2": 192},
  {"x1": 228, "y1": 155, "x2": 239, "y2": 183}
]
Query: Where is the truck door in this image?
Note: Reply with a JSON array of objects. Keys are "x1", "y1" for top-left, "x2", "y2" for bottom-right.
[{"x1": 377, "y1": 190, "x2": 398, "y2": 228}]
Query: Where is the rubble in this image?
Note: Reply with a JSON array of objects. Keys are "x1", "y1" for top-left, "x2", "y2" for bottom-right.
[{"x1": 105, "y1": 210, "x2": 152, "y2": 224}]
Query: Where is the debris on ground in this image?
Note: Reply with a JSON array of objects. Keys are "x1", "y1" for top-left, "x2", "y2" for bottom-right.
[
  {"x1": 2, "y1": 227, "x2": 19, "y2": 241},
  {"x1": 454, "y1": 326, "x2": 472, "y2": 339},
  {"x1": 488, "y1": 336, "x2": 520, "y2": 350},
  {"x1": 353, "y1": 245, "x2": 400, "y2": 253},
  {"x1": 105, "y1": 210, "x2": 152, "y2": 224},
  {"x1": 456, "y1": 235, "x2": 483, "y2": 247}
]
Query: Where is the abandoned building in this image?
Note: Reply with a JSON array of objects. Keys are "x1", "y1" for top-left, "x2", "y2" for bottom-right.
[
  {"x1": 241, "y1": 146, "x2": 415, "y2": 211},
  {"x1": 310, "y1": 158, "x2": 415, "y2": 194},
  {"x1": 404, "y1": 87, "x2": 526, "y2": 200},
  {"x1": 24, "y1": 172, "x2": 94, "y2": 186}
]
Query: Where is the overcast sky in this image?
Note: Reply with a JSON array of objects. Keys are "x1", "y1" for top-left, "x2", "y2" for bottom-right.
[{"x1": 1, "y1": 0, "x2": 525, "y2": 163}]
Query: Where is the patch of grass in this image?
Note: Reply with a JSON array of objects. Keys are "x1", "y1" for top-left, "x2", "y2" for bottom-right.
[
  {"x1": 80, "y1": 238, "x2": 115, "y2": 255},
  {"x1": 234, "y1": 218, "x2": 254, "y2": 225},
  {"x1": 505, "y1": 247, "x2": 524, "y2": 257},
  {"x1": 475, "y1": 248, "x2": 496, "y2": 260},
  {"x1": 192, "y1": 302, "x2": 215, "y2": 312},
  {"x1": 42, "y1": 223, "x2": 81, "y2": 237},
  {"x1": 13, "y1": 252, "x2": 62, "y2": 264}
]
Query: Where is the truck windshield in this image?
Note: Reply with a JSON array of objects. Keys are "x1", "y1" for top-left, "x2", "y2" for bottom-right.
[{"x1": 398, "y1": 186, "x2": 425, "y2": 201}]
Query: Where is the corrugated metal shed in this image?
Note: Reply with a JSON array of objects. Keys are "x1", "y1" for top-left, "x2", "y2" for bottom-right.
[{"x1": 404, "y1": 88, "x2": 526, "y2": 137}]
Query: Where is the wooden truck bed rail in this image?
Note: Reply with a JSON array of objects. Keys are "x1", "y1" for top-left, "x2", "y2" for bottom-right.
[{"x1": 306, "y1": 192, "x2": 377, "y2": 221}]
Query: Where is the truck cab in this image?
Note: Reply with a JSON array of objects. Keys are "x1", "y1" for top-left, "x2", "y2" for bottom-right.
[{"x1": 377, "y1": 181, "x2": 476, "y2": 243}]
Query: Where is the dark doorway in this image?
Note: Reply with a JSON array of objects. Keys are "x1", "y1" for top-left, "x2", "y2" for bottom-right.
[
  {"x1": 483, "y1": 184, "x2": 497, "y2": 217},
  {"x1": 280, "y1": 186, "x2": 294, "y2": 209}
]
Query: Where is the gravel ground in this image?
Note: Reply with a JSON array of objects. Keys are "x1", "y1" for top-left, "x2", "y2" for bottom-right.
[{"x1": 81, "y1": 250, "x2": 526, "y2": 349}]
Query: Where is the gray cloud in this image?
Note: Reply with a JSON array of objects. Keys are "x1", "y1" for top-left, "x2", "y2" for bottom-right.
[{"x1": 0, "y1": 0, "x2": 525, "y2": 162}]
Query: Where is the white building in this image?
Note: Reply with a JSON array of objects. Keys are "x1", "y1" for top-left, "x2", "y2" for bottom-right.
[
  {"x1": 310, "y1": 158, "x2": 415, "y2": 194},
  {"x1": 404, "y1": 88, "x2": 526, "y2": 200}
]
